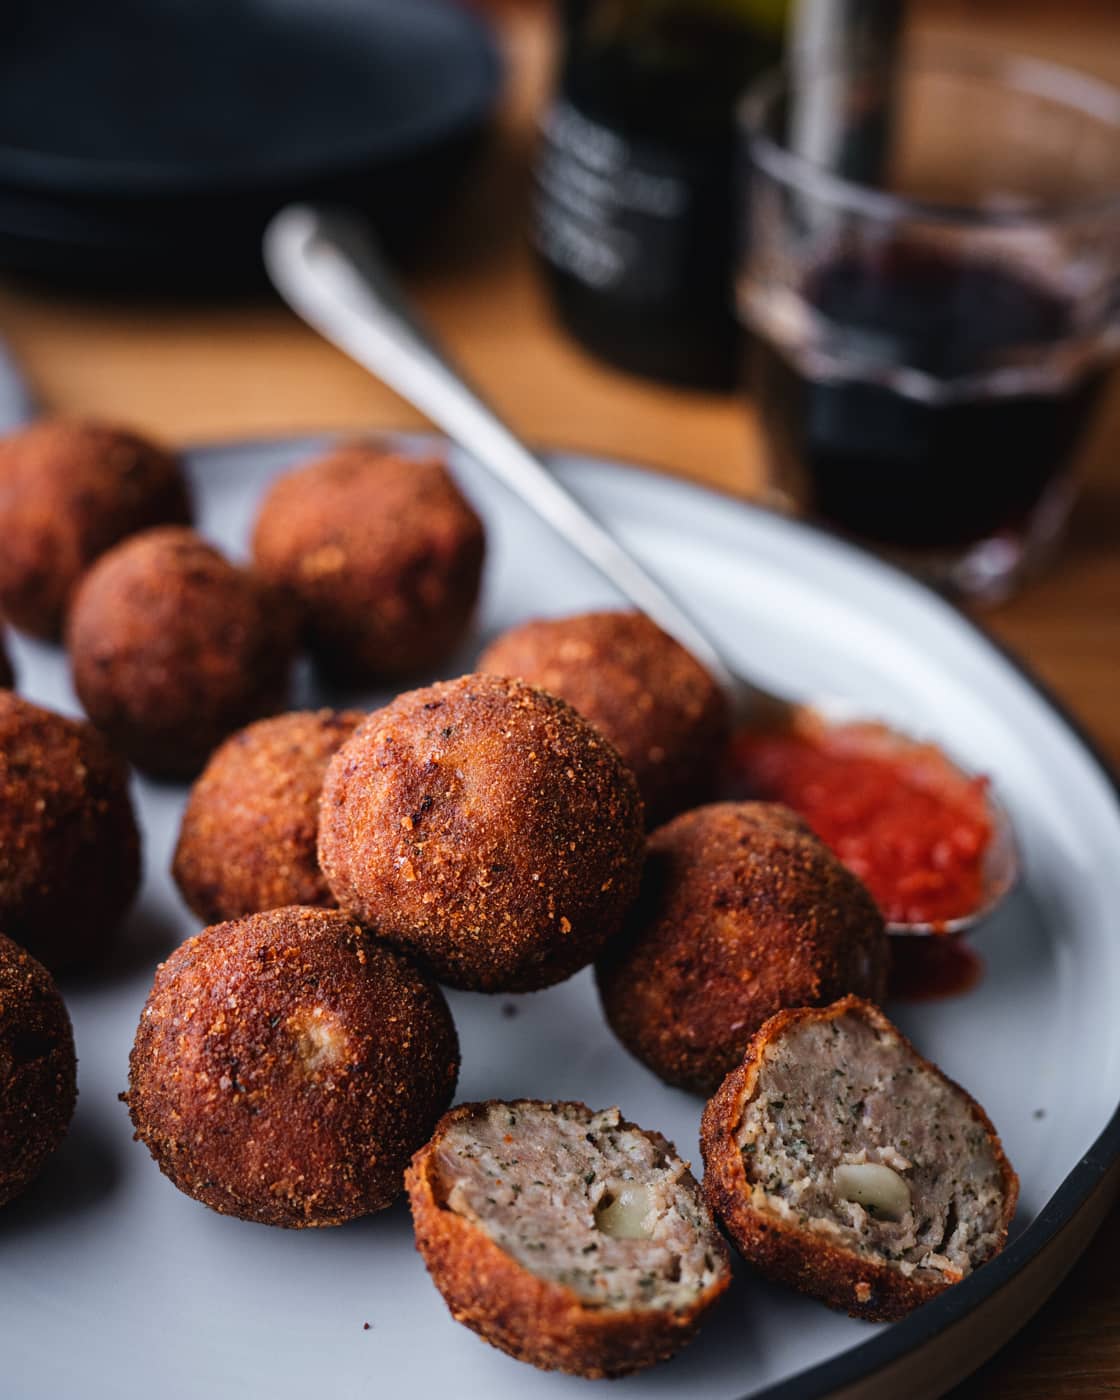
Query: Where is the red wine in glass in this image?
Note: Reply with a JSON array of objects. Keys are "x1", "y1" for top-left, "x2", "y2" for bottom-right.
[{"x1": 750, "y1": 241, "x2": 1112, "y2": 559}]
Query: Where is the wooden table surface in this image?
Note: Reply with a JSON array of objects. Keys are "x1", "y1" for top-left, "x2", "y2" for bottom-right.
[{"x1": 0, "y1": 2, "x2": 1116, "y2": 1394}]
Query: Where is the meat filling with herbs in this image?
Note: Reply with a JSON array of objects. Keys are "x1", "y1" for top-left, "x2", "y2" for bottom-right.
[
  {"x1": 737, "y1": 1011, "x2": 1008, "y2": 1281},
  {"x1": 433, "y1": 1102, "x2": 726, "y2": 1311}
]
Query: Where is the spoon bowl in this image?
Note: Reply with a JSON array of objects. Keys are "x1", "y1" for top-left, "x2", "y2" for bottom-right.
[
  {"x1": 905, "y1": 784, "x2": 1018, "y2": 938},
  {"x1": 791, "y1": 699, "x2": 1020, "y2": 937}
]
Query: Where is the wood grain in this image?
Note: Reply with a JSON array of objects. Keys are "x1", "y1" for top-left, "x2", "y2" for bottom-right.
[{"x1": 0, "y1": 2, "x2": 1116, "y2": 1394}]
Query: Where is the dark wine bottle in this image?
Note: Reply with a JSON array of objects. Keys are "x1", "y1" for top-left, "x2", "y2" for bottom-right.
[{"x1": 533, "y1": 0, "x2": 789, "y2": 391}]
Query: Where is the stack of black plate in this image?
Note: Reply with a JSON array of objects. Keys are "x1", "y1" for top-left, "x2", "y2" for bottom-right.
[{"x1": 0, "y1": 0, "x2": 502, "y2": 289}]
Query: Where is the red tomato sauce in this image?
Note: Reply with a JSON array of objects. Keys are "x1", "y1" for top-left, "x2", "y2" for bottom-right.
[{"x1": 726, "y1": 722, "x2": 993, "y2": 928}]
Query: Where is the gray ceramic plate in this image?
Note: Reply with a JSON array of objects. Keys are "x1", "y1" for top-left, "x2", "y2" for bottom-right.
[{"x1": 3, "y1": 434, "x2": 1119, "y2": 1400}]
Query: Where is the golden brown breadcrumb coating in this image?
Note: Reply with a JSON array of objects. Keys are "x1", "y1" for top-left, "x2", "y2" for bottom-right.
[
  {"x1": 479, "y1": 610, "x2": 729, "y2": 826},
  {"x1": 125, "y1": 906, "x2": 459, "y2": 1227},
  {"x1": 0, "y1": 417, "x2": 190, "y2": 638},
  {"x1": 0, "y1": 933, "x2": 77, "y2": 1207},
  {"x1": 173, "y1": 709, "x2": 365, "y2": 924},
  {"x1": 67, "y1": 527, "x2": 295, "y2": 777},
  {"x1": 0, "y1": 692, "x2": 140, "y2": 973},
  {"x1": 596, "y1": 802, "x2": 888, "y2": 1095},
  {"x1": 319, "y1": 673, "x2": 645, "y2": 992},
  {"x1": 252, "y1": 441, "x2": 485, "y2": 681},
  {"x1": 700, "y1": 997, "x2": 1019, "y2": 1321}
]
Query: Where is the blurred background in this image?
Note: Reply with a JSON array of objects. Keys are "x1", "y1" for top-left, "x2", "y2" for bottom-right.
[
  {"x1": 0, "y1": 1, "x2": 1117, "y2": 1393},
  {"x1": 0, "y1": 1, "x2": 1115, "y2": 602},
  {"x1": 2, "y1": 1, "x2": 1116, "y2": 650}
]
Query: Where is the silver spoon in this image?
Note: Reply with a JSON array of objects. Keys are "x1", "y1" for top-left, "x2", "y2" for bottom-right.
[{"x1": 262, "y1": 203, "x2": 1017, "y2": 937}]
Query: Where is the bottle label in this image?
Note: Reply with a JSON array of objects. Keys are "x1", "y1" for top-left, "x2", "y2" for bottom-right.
[{"x1": 533, "y1": 99, "x2": 694, "y2": 303}]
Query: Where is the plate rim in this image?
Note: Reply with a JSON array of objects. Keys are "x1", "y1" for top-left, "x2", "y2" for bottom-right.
[{"x1": 180, "y1": 433, "x2": 1120, "y2": 1398}]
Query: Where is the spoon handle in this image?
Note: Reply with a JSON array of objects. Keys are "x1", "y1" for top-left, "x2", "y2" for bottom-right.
[
  {"x1": 0, "y1": 336, "x2": 37, "y2": 433},
  {"x1": 263, "y1": 204, "x2": 741, "y2": 699}
]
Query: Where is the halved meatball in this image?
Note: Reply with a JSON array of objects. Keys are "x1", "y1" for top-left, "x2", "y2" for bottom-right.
[
  {"x1": 478, "y1": 610, "x2": 729, "y2": 826},
  {"x1": 597, "y1": 802, "x2": 888, "y2": 1095},
  {"x1": 252, "y1": 441, "x2": 485, "y2": 681},
  {"x1": 67, "y1": 527, "x2": 295, "y2": 777},
  {"x1": 701, "y1": 997, "x2": 1019, "y2": 1321},
  {"x1": 0, "y1": 417, "x2": 190, "y2": 638},
  {"x1": 125, "y1": 906, "x2": 459, "y2": 1227},
  {"x1": 0, "y1": 934, "x2": 77, "y2": 1206},
  {"x1": 173, "y1": 709, "x2": 365, "y2": 924},
  {"x1": 319, "y1": 674, "x2": 645, "y2": 992},
  {"x1": 407, "y1": 1100, "x2": 731, "y2": 1378},
  {"x1": 0, "y1": 692, "x2": 141, "y2": 974}
]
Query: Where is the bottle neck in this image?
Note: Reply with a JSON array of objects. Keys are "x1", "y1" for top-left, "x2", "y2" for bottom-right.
[{"x1": 560, "y1": 0, "x2": 788, "y2": 136}]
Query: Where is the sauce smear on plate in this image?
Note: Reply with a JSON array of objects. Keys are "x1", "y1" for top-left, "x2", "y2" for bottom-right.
[
  {"x1": 888, "y1": 937, "x2": 986, "y2": 1001},
  {"x1": 727, "y1": 721, "x2": 992, "y2": 927}
]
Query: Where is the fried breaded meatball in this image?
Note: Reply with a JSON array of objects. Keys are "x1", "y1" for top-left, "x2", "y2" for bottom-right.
[
  {"x1": 0, "y1": 628, "x2": 12, "y2": 690},
  {"x1": 596, "y1": 802, "x2": 888, "y2": 1095},
  {"x1": 0, "y1": 693, "x2": 141, "y2": 973},
  {"x1": 479, "y1": 611, "x2": 729, "y2": 826},
  {"x1": 700, "y1": 997, "x2": 1019, "y2": 1321},
  {"x1": 0, "y1": 934, "x2": 77, "y2": 1207},
  {"x1": 67, "y1": 527, "x2": 295, "y2": 777},
  {"x1": 252, "y1": 441, "x2": 485, "y2": 681},
  {"x1": 407, "y1": 1100, "x2": 731, "y2": 1377},
  {"x1": 319, "y1": 674, "x2": 645, "y2": 992},
  {"x1": 173, "y1": 709, "x2": 365, "y2": 924},
  {"x1": 0, "y1": 418, "x2": 190, "y2": 638},
  {"x1": 125, "y1": 906, "x2": 459, "y2": 1227}
]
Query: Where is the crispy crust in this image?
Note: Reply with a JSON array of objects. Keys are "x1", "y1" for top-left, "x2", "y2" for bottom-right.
[
  {"x1": 252, "y1": 441, "x2": 485, "y2": 681},
  {"x1": 478, "y1": 610, "x2": 729, "y2": 826},
  {"x1": 0, "y1": 933, "x2": 77, "y2": 1206},
  {"x1": 172, "y1": 709, "x2": 365, "y2": 924},
  {"x1": 0, "y1": 692, "x2": 141, "y2": 973},
  {"x1": 67, "y1": 527, "x2": 296, "y2": 777},
  {"x1": 125, "y1": 906, "x2": 459, "y2": 1227},
  {"x1": 319, "y1": 674, "x2": 645, "y2": 992},
  {"x1": 700, "y1": 996, "x2": 1020, "y2": 1322},
  {"x1": 597, "y1": 803, "x2": 888, "y2": 1095},
  {"x1": 406, "y1": 1100, "x2": 731, "y2": 1378},
  {"x1": 0, "y1": 418, "x2": 190, "y2": 639}
]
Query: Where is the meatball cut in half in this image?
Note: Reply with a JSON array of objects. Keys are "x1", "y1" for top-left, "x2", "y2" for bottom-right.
[
  {"x1": 597, "y1": 802, "x2": 888, "y2": 1096},
  {"x1": 173, "y1": 709, "x2": 365, "y2": 924},
  {"x1": 478, "y1": 610, "x2": 730, "y2": 827},
  {"x1": 319, "y1": 674, "x2": 645, "y2": 993},
  {"x1": 0, "y1": 693, "x2": 141, "y2": 973},
  {"x1": 407, "y1": 1100, "x2": 731, "y2": 1378},
  {"x1": 0, "y1": 934, "x2": 77, "y2": 1207},
  {"x1": 67, "y1": 527, "x2": 295, "y2": 777},
  {"x1": 701, "y1": 997, "x2": 1019, "y2": 1322},
  {"x1": 126, "y1": 907, "x2": 459, "y2": 1227},
  {"x1": 0, "y1": 417, "x2": 190, "y2": 638},
  {"x1": 252, "y1": 441, "x2": 485, "y2": 682}
]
